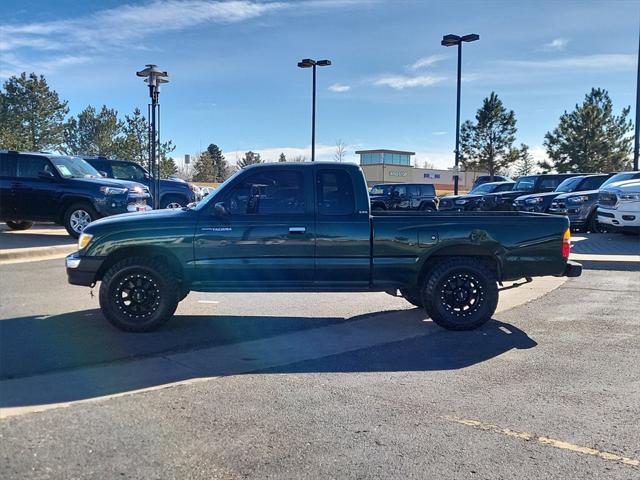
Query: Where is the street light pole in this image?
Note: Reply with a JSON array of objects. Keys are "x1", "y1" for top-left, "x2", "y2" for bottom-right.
[
  {"x1": 634, "y1": 27, "x2": 639, "y2": 170},
  {"x1": 442, "y1": 33, "x2": 479, "y2": 195},
  {"x1": 298, "y1": 58, "x2": 331, "y2": 162},
  {"x1": 136, "y1": 64, "x2": 169, "y2": 209}
]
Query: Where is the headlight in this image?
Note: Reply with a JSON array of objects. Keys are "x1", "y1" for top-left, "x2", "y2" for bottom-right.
[
  {"x1": 130, "y1": 185, "x2": 145, "y2": 194},
  {"x1": 188, "y1": 183, "x2": 199, "y2": 192},
  {"x1": 619, "y1": 193, "x2": 640, "y2": 201},
  {"x1": 455, "y1": 199, "x2": 468, "y2": 205},
  {"x1": 99, "y1": 186, "x2": 128, "y2": 195},
  {"x1": 78, "y1": 232, "x2": 93, "y2": 250},
  {"x1": 525, "y1": 197, "x2": 543, "y2": 205},
  {"x1": 567, "y1": 195, "x2": 589, "y2": 204}
]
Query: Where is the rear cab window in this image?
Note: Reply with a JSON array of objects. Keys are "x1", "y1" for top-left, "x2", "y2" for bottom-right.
[{"x1": 317, "y1": 169, "x2": 355, "y2": 216}]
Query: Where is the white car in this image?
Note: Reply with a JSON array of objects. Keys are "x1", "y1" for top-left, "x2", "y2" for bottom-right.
[{"x1": 597, "y1": 179, "x2": 640, "y2": 233}]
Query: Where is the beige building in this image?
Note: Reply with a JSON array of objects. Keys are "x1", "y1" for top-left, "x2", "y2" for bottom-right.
[{"x1": 356, "y1": 149, "x2": 484, "y2": 193}]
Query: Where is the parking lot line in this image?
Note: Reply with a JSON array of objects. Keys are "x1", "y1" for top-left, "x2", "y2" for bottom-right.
[{"x1": 444, "y1": 415, "x2": 640, "y2": 467}]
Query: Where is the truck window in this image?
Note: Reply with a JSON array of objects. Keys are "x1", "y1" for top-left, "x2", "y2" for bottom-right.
[
  {"x1": 539, "y1": 177, "x2": 563, "y2": 190},
  {"x1": 317, "y1": 169, "x2": 355, "y2": 215},
  {"x1": 16, "y1": 156, "x2": 53, "y2": 178},
  {"x1": 112, "y1": 162, "x2": 146, "y2": 182},
  {"x1": 420, "y1": 184, "x2": 435, "y2": 196},
  {"x1": 0, "y1": 154, "x2": 17, "y2": 177},
  {"x1": 580, "y1": 176, "x2": 607, "y2": 191},
  {"x1": 227, "y1": 170, "x2": 305, "y2": 215}
]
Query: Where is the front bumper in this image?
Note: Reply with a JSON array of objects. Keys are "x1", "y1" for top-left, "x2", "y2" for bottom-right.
[
  {"x1": 95, "y1": 194, "x2": 152, "y2": 217},
  {"x1": 562, "y1": 260, "x2": 583, "y2": 278},
  {"x1": 548, "y1": 205, "x2": 591, "y2": 226},
  {"x1": 66, "y1": 252, "x2": 104, "y2": 286},
  {"x1": 597, "y1": 207, "x2": 640, "y2": 228}
]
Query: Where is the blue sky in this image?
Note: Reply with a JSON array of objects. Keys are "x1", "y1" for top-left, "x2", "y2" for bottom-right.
[{"x1": 1, "y1": 0, "x2": 638, "y2": 168}]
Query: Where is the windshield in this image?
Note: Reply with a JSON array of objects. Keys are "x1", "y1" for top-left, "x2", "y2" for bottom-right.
[
  {"x1": 600, "y1": 172, "x2": 640, "y2": 188},
  {"x1": 112, "y1": 162, "x2": 147, "y2": 182},
  {"x1": 555, "y1": 176, "x2": 583, "y2": 193},
  {"x1": 513, "y1": 176, "x2": 536, "y2": 192},
  {"x1": 470, "y1": 183, "x2": 496, "y2": 194},
  {"x1": 50, "y1": 156, "x2": 101, "y2": 179},
  {"x1": 370, "y1": 185, "x2": 394, "y2": 195}
]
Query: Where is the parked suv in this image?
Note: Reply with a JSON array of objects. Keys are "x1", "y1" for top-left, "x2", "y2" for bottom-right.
[
  {"x1": 471, "y1": 175, "x2": 512, "y2": 190},
  {"x1": 439, "y1": 181, "x2": 515, "y2": 211},
  {"x1": 481, "y1": 173, "x2": 583, "y2": 211},
  {"x1": 84, "y1": 157, "x2": 200, "y2": 208},
  {"x1": 369, "y1": 183, "x2": 438, "y2": 211},
  {"x1": 514, "y1": 174, "x2": 610, "y2": 214},
  {"x1": 0, "y1": 151, "x2": 151, "y2": 237},
  {"x1": 597, "y1": 179, "x2": 640, "y2": 234},
  {"x1": 548, "y1": 173, "x2": 637, "y2": 232}
]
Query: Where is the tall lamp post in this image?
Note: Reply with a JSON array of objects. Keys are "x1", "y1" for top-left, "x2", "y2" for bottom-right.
[
  {"x1": 441, "y1": 33, "x2": 479, "y2": 194},
  {"x1": 136, "y1": 64, "x2": 169, "y2": 209},
  {"x1": 297, "y1": 58, "x2": 331, "y2": 162},
  {"x1": 634, "y1": 28, "x2": 639, "y2": 170}
]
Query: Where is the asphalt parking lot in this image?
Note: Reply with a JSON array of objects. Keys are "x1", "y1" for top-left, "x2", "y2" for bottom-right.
[{"x1": 0, "y1": 231, "x2": 638, "y2": 479}]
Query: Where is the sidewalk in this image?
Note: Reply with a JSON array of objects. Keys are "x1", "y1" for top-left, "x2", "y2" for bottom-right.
[{"x1": 0, "y1": 224, "x2": 76, "y2": 265}]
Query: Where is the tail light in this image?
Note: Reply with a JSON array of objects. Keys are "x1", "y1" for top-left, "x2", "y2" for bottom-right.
[{"x1": 562, "y1": 228, "x2": 571, "y2": 258}]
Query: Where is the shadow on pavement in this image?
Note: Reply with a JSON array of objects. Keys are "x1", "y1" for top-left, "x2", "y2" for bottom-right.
[
  {"x1": 0, "y1": 308, "x2": 536, "y2": 409},
  {"x1": 0, "y1": 223, "x2": 74, "y2": 249}
]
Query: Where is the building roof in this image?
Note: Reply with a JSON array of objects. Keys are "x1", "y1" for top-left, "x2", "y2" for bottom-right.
[{"x1": 354, "y1": 149, "x2": 415, "y2": 155}]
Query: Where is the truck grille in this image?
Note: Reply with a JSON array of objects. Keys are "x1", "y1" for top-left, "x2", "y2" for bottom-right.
[
  {"x1": 552, "y1": 200, "x2": 566, "y2": 209},
  {"x1": 598, "y1": 192, "x2": 617, "y2": 207}
]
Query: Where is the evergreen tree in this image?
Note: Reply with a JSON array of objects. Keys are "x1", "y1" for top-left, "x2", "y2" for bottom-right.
[
  {"x1": 0, "y1": 72, "x2": 68, "y2": 151},
  {"x1": 542, "y1": 88, "x2": 633, "y2": 173},
  {"x1": 278, "y1": 152, "x2": 287, "y2": 162},
  {"x1": 206, "y1": 143, "x2": 231, "y2": 182},
  {"x1": 508, "y1": 144, "x2": 536, "y2": 176},
  {"x1": 63, "y1": 105, "x2": 122, "y2": 157},
  {"x1": 192, "y1": 152, "x2": 216, "y2": 182},
  {"x1": 237, "y1": 151, "x2": 262, "y2": 168},
  {"x1": 113, "y1": 108, "x2": 148, "y2": 164},
  {"x1": 159, "y1": 140, "x2": 177, "y2": 178},
  {"x1": 460, "y1": 92, "x2": 519, "y2": 179}
]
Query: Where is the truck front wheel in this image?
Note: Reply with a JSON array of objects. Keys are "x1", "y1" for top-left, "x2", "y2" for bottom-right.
[
  {"x1": 422, "y1": 257, "x2": 498, "y2": 331},
  {"x1": 99, "y1": 257, "x2": 180, "y2": 332}
]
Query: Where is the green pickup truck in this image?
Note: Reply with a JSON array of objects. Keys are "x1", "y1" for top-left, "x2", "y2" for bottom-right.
[{"x1": 66, "y1": 162, "x2": 581, "y2": 332}]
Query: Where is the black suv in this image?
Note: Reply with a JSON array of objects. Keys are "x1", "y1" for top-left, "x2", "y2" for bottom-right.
[
  {"x1": 439, "y1": 181, "x2": 515, "y2": 211},
  {"x1": 481, "y1": 173, "x2": 583, "y2": 211},
  {"x1": 471, "y1": 175, "x2": 512, "y2": 190},
  {"x1": 513, "y1": 174, "x2": 610, "y2": 214},
  {"x1": 84, "y1": 157, "x2": 200, "y2": 208},
  {"x1": 0, "y1": 151, "x2": 151, "y2": 237},
  {"x1": 369, "y1": 183, "x2": 438, "y2": 211}
]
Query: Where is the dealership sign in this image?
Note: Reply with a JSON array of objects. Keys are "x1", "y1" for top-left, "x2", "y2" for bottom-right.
[{"x1": 388, "y1": 171, "x2": 408, "y2": 177}]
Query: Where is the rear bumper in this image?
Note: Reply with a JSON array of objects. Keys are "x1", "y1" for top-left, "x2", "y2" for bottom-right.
[
  {"x1": 561, "y1": 260, "x2": 582, "y2": 278},
  {"x1": 66, "y1": 252, "x2": 104, "y2": 286}
]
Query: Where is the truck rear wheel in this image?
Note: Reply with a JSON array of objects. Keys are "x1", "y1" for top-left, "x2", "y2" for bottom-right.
[
  {"x1": 99, "y1": 257, "x2": 180, "y2": 332},
  {"x1": 422, "y1": 257, "x2": 498, "y2": 331}
]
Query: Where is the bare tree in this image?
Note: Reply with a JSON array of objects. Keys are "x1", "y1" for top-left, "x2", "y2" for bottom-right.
[
  {"x1": 290, "y1": 155, "x2": 307, "y2": 162},
  {"x1": 334, "y1": 139, "x2": 347, "y2": 162}
]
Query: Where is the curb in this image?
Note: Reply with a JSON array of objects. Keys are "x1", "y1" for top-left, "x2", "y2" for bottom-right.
[{"x1": 0, "y1": 244, "x2": 76, "y2": 265}]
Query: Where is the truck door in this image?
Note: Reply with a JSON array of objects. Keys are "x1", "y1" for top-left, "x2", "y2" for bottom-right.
[
  {"x1": 193, "y1": 167, "x2": 315, "y2": 288},
  {"x1": 314, "y1": 167, "x2": 371, "y2": 288},
  {"x1": 13, "y1": 155, "x2": 60, "y2": 221}
]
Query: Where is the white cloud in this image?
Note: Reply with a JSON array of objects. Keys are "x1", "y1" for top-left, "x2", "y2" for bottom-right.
[
  {"x1": 373, "y1": 74, "x2": 447, "y2": 90},
  {"x1": 505, "y1": 54, "x2": 635, "y2": 70},
  {"x1": 431, "y1": 131, "x2": 447, "y2": 136},
  {"x1": 543, "y1": 38, "x2": 569, "y2": 51},
  {"x1": 328, "y1": 83, "x2": 351, "y2": 92},
  {"x1": 408, "y1": 54, "x2": 447, "y2": 71},
  {"x1": 0, "y1": 52, "x2": 90, "y2": 79}
]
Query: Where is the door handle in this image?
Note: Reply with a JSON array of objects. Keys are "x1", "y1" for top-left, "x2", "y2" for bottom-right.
[{"x1": 289, "y1": 227, "x2": 306, "y2": 234}]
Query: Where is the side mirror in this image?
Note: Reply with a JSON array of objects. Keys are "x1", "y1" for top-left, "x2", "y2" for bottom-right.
[
  {"x1": 214, "y1": 202, "x2": 229, "y2": 218},
  {"x1": 37, "y1": 170, "x2": 55, "y2": 179},
  {"x1": 98, "y1": 171, "x2": 108, "y2": 178}
]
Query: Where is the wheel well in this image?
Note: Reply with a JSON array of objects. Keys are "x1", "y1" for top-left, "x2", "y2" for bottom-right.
[
  {"x1": 58, "y1": 197, "x2": 94, "y2": 223},
  {"x1": 95, "y1": 246, "x2": 185, "y2": 286},
  {"x1": 417, "y1": 248, "x2": 500, "y2": 286}
]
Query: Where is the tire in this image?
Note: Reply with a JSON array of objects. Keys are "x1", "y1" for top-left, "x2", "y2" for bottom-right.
[
  {"x1": 179, "y1": 288, "x2": 190, "y2": 301},
  {"x1": 400, "y1": 288, "x2": 424, "y2": 308},
  {"x1": 99, "y1": 257, "x2": 180, "y2": 332},
  {"x1": 586, "y1": 211, "x2": 602, "y2": 233},
  {"x1": 422, "y1": 257, "x2": 498, "y2": 331},
  {"x1": 160, "y1": 195, "x2": 186, "y2": 209},
  {"x1": 420, "y1": 203, "x2": 436, "y2": 212},
  {"x1": 5, "y1": 220, "x2": 34, "y2": 231},
  {"x1": 63, "y1": 203, "x2": 97, "y2": 238}
]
